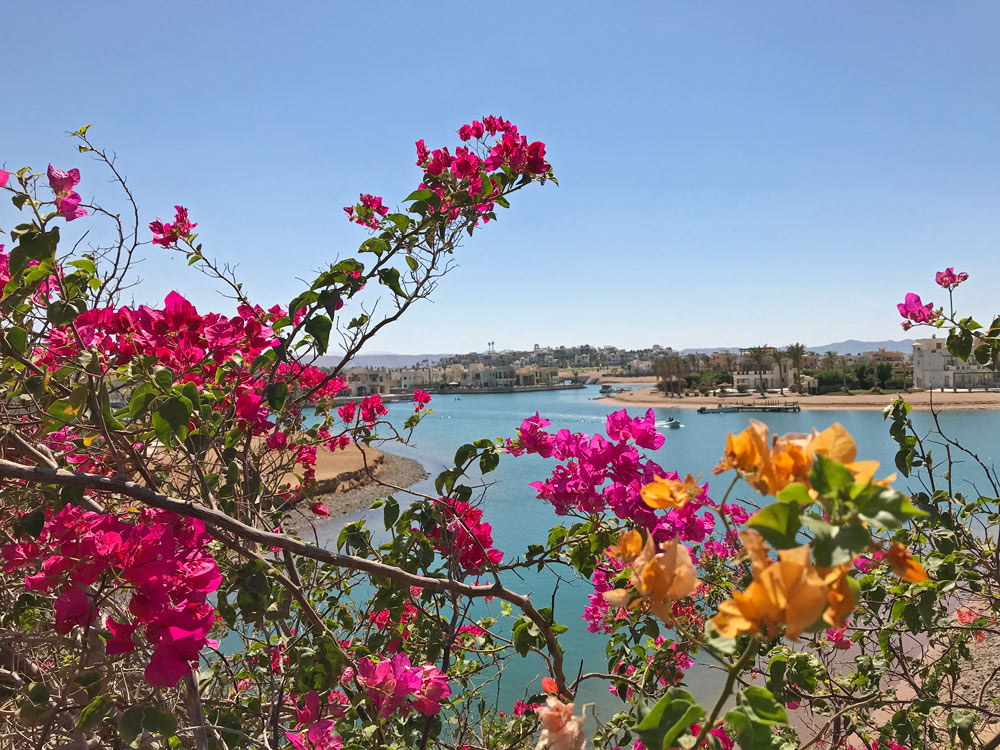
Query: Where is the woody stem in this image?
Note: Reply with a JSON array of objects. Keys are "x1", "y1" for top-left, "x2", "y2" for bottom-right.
[{"x1": 693, "y1": 637, "x2": 759, "y2": 748}]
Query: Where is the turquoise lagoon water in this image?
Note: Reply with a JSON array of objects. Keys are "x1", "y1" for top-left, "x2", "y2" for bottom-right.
[{"x1": 311, "y1": 386, "x2": 1000, "y2": 716}]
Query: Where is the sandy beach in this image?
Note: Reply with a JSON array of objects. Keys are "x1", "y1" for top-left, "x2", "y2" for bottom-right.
[
  {"x1": 601, "y1": 386, "x2": 1000, "y2": 411},
  {"x1": 282, "y1": 444, "x2": 428, "y2": 527}
]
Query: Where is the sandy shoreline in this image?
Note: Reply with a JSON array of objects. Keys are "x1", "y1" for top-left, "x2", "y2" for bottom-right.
[
  {"x1": 600, "y1": 386, "x2": 1000, "y2": 411},
  {"x1": 281, "y1": 448, "x2": 429, "y2": 530}
]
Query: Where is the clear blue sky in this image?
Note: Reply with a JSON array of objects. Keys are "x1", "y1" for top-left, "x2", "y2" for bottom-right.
[{"x1": 4, "y1": 2, "x2": 999, "y2": 354}]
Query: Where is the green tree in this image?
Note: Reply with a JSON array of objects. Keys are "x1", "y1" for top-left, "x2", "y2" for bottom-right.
[
  {"x1": 854, "y1": 362, "x2": 874, "y2": 389},
  {"x1": 787, "y1": 342, "x2": 807, "y2": 392},
  {"x1": 876, "y1": 361, "x2": 894, "y2": 389},
  {"x1": 745, "y1": 346, "x2": 771, "y2": 392},
  {"x1": 772, "y1": 347, "x2": 788, "y2": 395}
]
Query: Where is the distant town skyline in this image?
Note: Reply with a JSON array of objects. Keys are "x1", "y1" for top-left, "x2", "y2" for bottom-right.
[{"x1": 4, "y1": 2, "x2": 999, "y2": 352}]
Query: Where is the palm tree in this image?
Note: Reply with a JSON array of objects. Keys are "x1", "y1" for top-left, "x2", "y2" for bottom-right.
[
  {"x1": 822, "y1": 350, "x2": 839, "y2": 371},
  {"x1": 787, "y1": 343, "x2": 806, "y2": 392},
  {"x1": 745, "y1": 346, "x2": 771, "y2": 393},
  {"x1": 772, "y1": 348, "x2": 788, "y2": 395}
]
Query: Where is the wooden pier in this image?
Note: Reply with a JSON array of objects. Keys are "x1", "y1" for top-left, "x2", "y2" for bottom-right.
[{"x1": 697, "y1": 400, "x2": 800, "y2": 414}]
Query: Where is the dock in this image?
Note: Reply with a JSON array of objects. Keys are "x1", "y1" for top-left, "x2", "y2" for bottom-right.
[{"x1": 697, "y1": 400, "x2": 800, "y2": 414}]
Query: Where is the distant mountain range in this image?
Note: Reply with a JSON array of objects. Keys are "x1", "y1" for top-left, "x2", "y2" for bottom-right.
[
  {"x1": 314, "y1": 353, "x2": 449, "y2": 369},
  {"x1": 314, "y1": 340, "x2": 918, "y2": 369},
  {"x1": 678, "y1": 339, "x2": 917, "y2": 355}
]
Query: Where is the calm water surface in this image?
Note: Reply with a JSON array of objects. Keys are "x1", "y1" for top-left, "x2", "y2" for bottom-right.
[{"x1": 314, "y1": 386, "x2": 1000, "y2": 715}]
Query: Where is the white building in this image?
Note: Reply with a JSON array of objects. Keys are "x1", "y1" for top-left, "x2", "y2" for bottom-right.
[{"x1": 912, "y1": 336, "x2": 998, "y2": 389}]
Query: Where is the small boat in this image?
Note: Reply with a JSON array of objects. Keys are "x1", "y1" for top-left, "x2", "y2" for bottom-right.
[
  {"x1": 664, "y1": 418, "x2": 682, "y2": 429},
  {"x1": 599, "y1": 384, "x2": 614, "y2": 395}
]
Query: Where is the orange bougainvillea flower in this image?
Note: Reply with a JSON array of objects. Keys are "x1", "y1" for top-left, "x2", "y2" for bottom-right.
[
  {"x1": 606, "y1": 529, "x2": 643, "y2": 562},
  {"x1": 541, "y1": 676, "x2": 558, "y2": 694},
  {"x1": 714, "y1": 420, "x2": 893, "y2": 496},
  {"x1": 811, "y1": 562, "x2": 857, "y2": 628},
  {"x1": 714, "y1": 420, "x2": 765, "y2": 475},
  {"x1": 641, "y1": 473, "x2": 703, "y2": 510},
  {"x1": 603, "y1": 535, "x2": 699, "y2": 624},
  {"x1": 738, "y1": 529, "x2": 772, "y2": 578},
  {"x1": 884, "y1": 542, "x2": 928, "y2": 582},
  {"x1": 712, "y1": 546, "x2": 839, "y2": 640}
]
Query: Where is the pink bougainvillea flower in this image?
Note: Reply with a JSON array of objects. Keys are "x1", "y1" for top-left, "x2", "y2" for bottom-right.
[
  {"x1": 286, "y1": 720, "x2": 342, "y2": 750},
  {"x1": 413, "y1": 389, "x2": 431, "y2": 412},
  {"x1": 357, "y1": 652, "x2": 424, "y2": 718},
  {"x1": 105, "y1": 617, "x2": 140, "y2": 655},
  {"x1": 310, "y1": 502, "x2": 329, "y2": 517},
  {"x1": 411, "y1": 664, "x2": 451, "y2": 715},
  {"x1": 935, "y1": 267, "x2": 969, "y2": 290},
  {"x1": 47, "y1": 164, "x2": 81, "y2": 196},
  {"x1": 415, "y1": 139, "x2": 430, "y2": 166},
  {"x1": 360, "y1": 393, "x2": 387, "y2": 424},
  {"x1": 344, "y1": 193, "x2": 389, "y2": 229},
  {"x1": 47, "y1": 164, "x2": 88, "y2": 221},
  {"x1": 896, "y1": 293, "x2": 936, "y2": 324},
  {"x1": 0, "y1": 169, "x2": 9, "y2": 187},
  {"x1": 295, "y1": 690, "x2": 321, "y2": 724},
  {"x1": 54, "y1": 586, "x2": 94, "y2": 634},
  {"x1": 150, "y1": 206, "x2": 197, "y2": 247}
]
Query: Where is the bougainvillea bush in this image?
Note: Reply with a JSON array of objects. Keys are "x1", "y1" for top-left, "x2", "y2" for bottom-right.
[{"x1": 0, "y1": 122, "x2": 997, "y2": 750}]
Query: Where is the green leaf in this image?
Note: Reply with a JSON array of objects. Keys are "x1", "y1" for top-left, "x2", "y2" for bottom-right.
[
  {"x1": 67, "y1": 258, "x2": 97, "y2": 274},
  {"x1": 748, "y1": 503, "x2": 801, "y2": 549},
  {"x1": 18, "y1": 227, "x2": 60, "y2": 263},
  {"x1": 405, "y1": 255, "x2": 419, "y2": 271},
  {"x1": 382, "y1": 497, "x2": 399, "y2": 529},
  {"x1": 454, "y1": 443, "x2": 477, "y2": 467},
  {"x1": 805, "y1": 520, "x2": 870, "y2": 567},
  {"x1": 359, "y1": 238, "x2": 388, "y2": 255},
  {"x1": 4, "y1": 326, "x2": 27, "y2": 355},
  {"x1": 13, "y1": 509, "x2": 45, "y2": 539},
  {"x1": 128, "y1": 384, "x2": 157, "y2": 418},
  {"x1": 378, "y1": 267, "x2": 408, "y2": 298},
  {"x1": 119, "y1": 707, "x2": 144, "y2": 747},
  {"x1": 305, "y1": 315, "x2": 332, "y2": 354},
  {"x1": 479, "y1": 450, "x2": 500, "y2": 475},
  {"x1": 946, "y1": 328, "x2": 973, "y2": 362},
  {"x1": 724, "y1": 708, "x2": 773, "y2": 750},
  {"x1": 703, "y1": 623, "x2": 738, "y2": 655},
  {"x1": 775, "y1": 483, "x2": 811, "y2": 506},
  {"x1": 809, "y1": 454, "x2": 855, "y2": 496},
  {"x1": 153, "y1": 366, "x2": 175, "y2": 390},
  {"x1": 632, "y1": 690, "x2": 706, "y2": 750},
  {"x1": 404, "y1": 188, "x2": 433, "y2": 202},
  {"x1": 77, "y1": 694, "x2": 115, "y2": 732},
  {"x1": 973, "y1": 344, "x2": 993, "y2": 365},
  {"x1": 46, "y1": 298, "x2": 87, "y2": 326},
  {"x1": 142, "y1": 707, "x2": 178, "y2": 736},
  {"x1": 154, "y1": 396, "x2": 192, "y2": 443},
  {"x1": 264, "y1": 382, "x2": 288, "y2": 411},
  {"x1": 739, "y1": 686, "x2": 788, "y2": 726},
  {"x1": 25, "y1": 682, "x2": 50, "y2": 705},
  {"x1": 854, "y1": 488, "x2": 928, "y2": 529}
]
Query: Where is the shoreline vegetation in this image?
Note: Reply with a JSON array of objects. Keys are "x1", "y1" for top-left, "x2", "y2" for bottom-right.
[
  {"x1": 282, "y1": 444, "x2": 428, "y2": 527},
  {"x1": 599, "y1": 385, "x2": 1000, "y2": 411}
]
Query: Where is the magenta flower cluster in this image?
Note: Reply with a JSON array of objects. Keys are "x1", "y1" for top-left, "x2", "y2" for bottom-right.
[
  {"x1": 150, "y1": 205, "x2": 197, "y2": 247},
  {"x1": 509, "y1": 409, "x2": 716, "y2": 542},
  {"x1": 2, "y1": 504, "x2": 221, "y2": 687},
  {"x1": 357, "y1": 652, "x2": 451, "y2": 718},
  {"x1": 426, "y1": 497, "x2": 504, "y2": 574}
]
